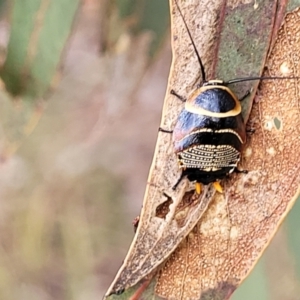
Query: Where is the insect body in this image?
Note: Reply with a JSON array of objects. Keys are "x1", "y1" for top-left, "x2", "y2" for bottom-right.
[
  {"x1": 170, "y1": 0, "x2": 248, "y2": 193},
  {"x1": 172, "y1": 80, "x2": 246, "y2": 193}
]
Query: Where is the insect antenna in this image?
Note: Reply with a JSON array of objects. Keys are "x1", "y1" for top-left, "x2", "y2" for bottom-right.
[
  {"x1": 174, "y1": 0, "x2": 300, "y2": 86},
  {"x1": 226, "y1": 75, "x2": 300, "y2": 85},
  {"x1": 174, "y1": 0, "x2": 206, "y2": 82}
]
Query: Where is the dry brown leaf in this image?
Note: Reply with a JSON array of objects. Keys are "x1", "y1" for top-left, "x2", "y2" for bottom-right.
[
  {"x1": 105, "y1": 0, "x2": 225, "y2": 295},
  {"x1": 105, "y1": 0, "x2": 285, "y2": 296},
  {"x1": 155, "y1": 7, "x2": 300, "y2": 300}
]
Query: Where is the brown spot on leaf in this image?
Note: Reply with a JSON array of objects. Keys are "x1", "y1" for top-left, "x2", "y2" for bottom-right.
[
  {"x1": 156, "y1": 191, "x2": 202, "y2": 226},
  {"x1": 155, "y1": 194, "x2": 173, "y2": 219}
]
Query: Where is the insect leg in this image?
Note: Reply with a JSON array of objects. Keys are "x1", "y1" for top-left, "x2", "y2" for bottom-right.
[
  {"x1": 246, "y1": 128, "x2": 255, "y2": 134},
  {"x1": 172, "y1": 171, "x2": 186, "y2": 190},
  {"x1": 195, "y1": 182, "x2": 201, "y2": 194},
  {"x1": 235, "y1": 168, "x2": 248, "y2": 174},
  {"x1": 239, "y1": 89, "x2": 251, "y2": 101},
  {"x1": 159, "y1": 89, "x2": 186, "y2": 133},
  {"x1": 213, "y1": 182, "x2": 223, "y2": 193},
  {"x1": 170, "y1": 89, "x2": 186, "y2": 102},
  {"x1": 158, "y1": 127, "x2": 173, "y2": 133}
]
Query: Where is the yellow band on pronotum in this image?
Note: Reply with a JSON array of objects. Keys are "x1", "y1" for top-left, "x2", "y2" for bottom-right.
[{"x1": 185, "y1": 84, "x2": 241, "y2": 118}]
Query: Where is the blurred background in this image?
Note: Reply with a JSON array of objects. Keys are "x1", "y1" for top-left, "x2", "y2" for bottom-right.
[{"x1": 0, "y1": 0, "x2": 299, "y2": 299}]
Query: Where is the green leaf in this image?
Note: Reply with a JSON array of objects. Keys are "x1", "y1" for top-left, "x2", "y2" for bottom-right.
[
  {"x1": 114, "y1": 0, "x2": 169, "y2": 56},
  {"x1": 286, "y1": 195, "x2": 300, "y2": 279},
  {"x1": 0, "y1": 0, "x2": 80, "y2": 99},
  {"x1": 231, "y1": 260, "x2": 269, "y2": 300}
]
